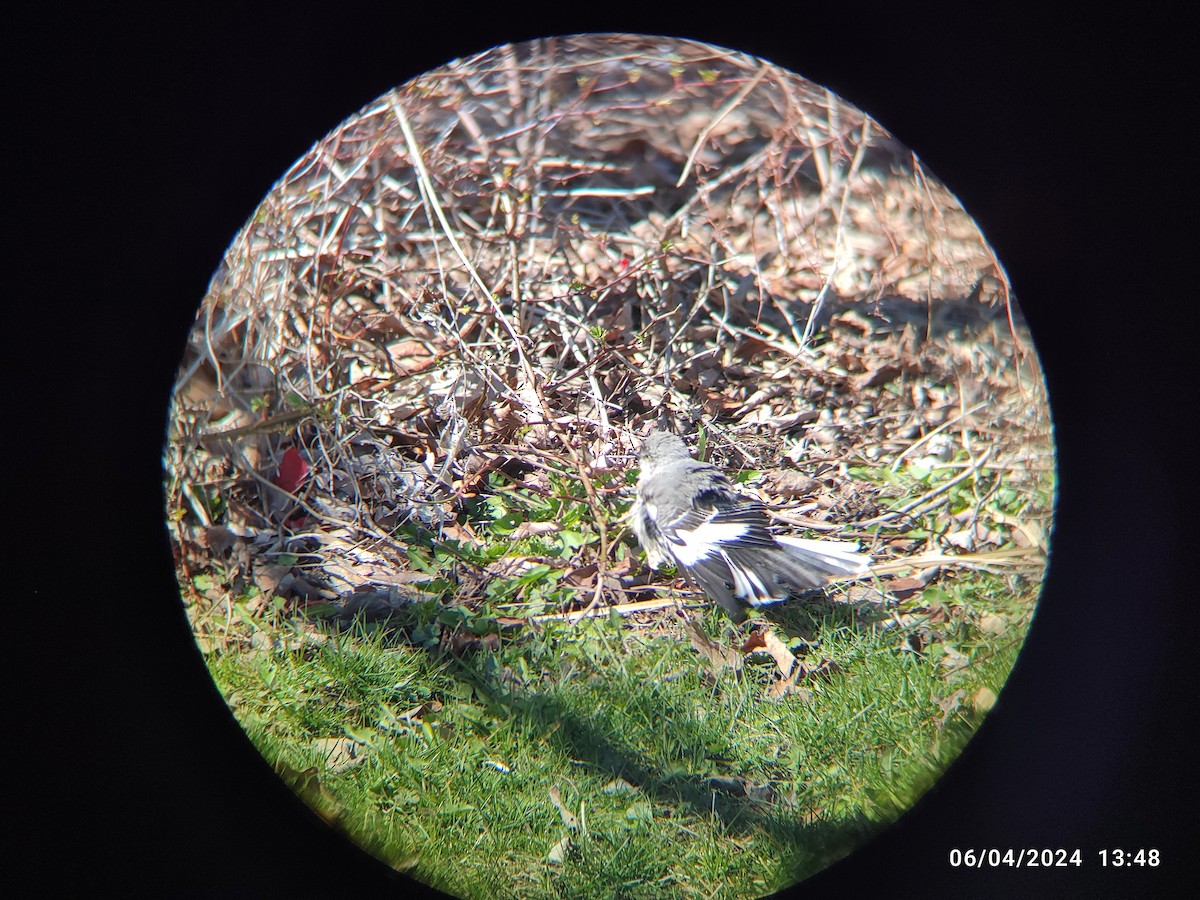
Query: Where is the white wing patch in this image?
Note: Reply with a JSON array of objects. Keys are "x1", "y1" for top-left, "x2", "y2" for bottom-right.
[
  {"x1": 725, "y1": 555, "x2": 777, "y2": 605},
  {"x1": 669, "y1": 520, "x2": 749, "y2": 565}
]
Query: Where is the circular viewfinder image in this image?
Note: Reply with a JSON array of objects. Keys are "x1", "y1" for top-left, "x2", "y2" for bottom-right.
[{"x1": 165, "y1": 34, "x2": 1055, "y2": 898}]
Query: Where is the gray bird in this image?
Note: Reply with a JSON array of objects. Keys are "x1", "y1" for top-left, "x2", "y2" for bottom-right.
[{"x1": 631, "y1": 431, "x2": 869, "y2": 620}]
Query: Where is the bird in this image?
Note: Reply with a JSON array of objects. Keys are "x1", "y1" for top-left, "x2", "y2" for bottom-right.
[{"x1": 630, "y1": 430, "x2": 869, "y2": 621}]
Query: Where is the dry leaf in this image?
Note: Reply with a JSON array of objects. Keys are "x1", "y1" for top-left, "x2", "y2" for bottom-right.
[
  {"x1": 743, "y1": 627, "x2": 797, "y2": 677},
  {"x1": 251, "y1": 562, "x2": 292, "y2": 595},
  {"x1": 924, "y1": 603, "x2": 950, "y2": 624},
  {"x1": 978, "y1": 612, "x2": 1008, "y2": 634},
  {"x1": 202, "y1": 525, "x2": 240, "y2": 557},
  {"x1": 336, "y1": 590, "x2": 405, "y2": 620},
  {"x1": 563, "y1": 563, "x2": 599, "y2": 587},
  {"x1": 439, "y1": 520, "x2": 484, "y2": 546},
  {"x1": 802, "y1": 658, "x2": 842, "y2": 680},
  {"x1": 548, "y1": 785, "x2": 579, "y2": 830},
  {"x1": 844, "y1": 584, "x2": 896, "y2": 611},
  {"x1": 766, "y1": 469, "x2": 821, "y2": 499},
  {"x1": 766, "y1": 675, "x2": 812, "y2": 701},
  {"x1": 934, "y1": 689, "x2": 967, "y2": 728},
  {"x1": 885, "y1": 576, "x2": 925, "y2": 600},
  {"x1": 272, "y1": 446, "x2": 310, "y2": 494},
  {"x1": 606, "y1": 555, "x2": 636, "y2": 578},
  {"x1": 733, "y1": 335, "x2": 773, "y2": 360},
  {"x1": 386, "y1": 339, "x2": 437, "y2": 375},
  {"x1": 938, "y1": 644, "x2": 969, "y2": 673},
  {"x1": 547, "y1": 835, "x2": 572, "y2": 864},
  {"x1": 445, "y1": 630, "x2": 499, "y2": 655},
  {"x1": 831, "y1": 310, "x2": 874, "y2": 335},
  {"x1": 487, "y1": 556, "x2": 545, "y2": 579},
  {"x1": 857, "y1": 363, "x2": 902, "y2": 389},
  {"x1": 972, "y1": 687, "x2": 998, "y2": 714},
  {"x1": 602, "y1": 777, "x2": 638, "y2": 795},
  {"x1": 396, "y1": 700, "x2": 443, "y2": 722},
  {"x1": 510, "y1": 521, "x2": 561, "y2": 540},
  {"x1": 311, "y1": 737, "x2": 370, "y2": 773},
  {"x1": 944, "y1": 528, "x2": 976, "y2": 550},
  {"x1": 760, "y1": 410, "x2": 822, "y2": 430}
]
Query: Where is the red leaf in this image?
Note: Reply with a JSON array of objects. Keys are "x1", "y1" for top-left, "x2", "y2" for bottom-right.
[{"x1": 273, "y1": 447, "x2": 310, "y2": 494}]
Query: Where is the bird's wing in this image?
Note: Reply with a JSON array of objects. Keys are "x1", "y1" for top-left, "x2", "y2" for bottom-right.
[{"x1": 659, "y1": 487, "x2": 777, "y2": 566}]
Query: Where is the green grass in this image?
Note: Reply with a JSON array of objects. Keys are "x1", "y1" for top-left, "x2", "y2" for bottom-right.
[
  {"x1": 203, "y1": 569, "x2": 1031, "y2": 899},
  {"x1": 188, "y1": 442, "x2": 1049, "y2": 898}
]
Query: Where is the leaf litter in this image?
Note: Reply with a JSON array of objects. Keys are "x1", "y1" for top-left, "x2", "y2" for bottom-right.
[{"x1": 168, "y1": 39, "x2": 1050, "y2": 646}]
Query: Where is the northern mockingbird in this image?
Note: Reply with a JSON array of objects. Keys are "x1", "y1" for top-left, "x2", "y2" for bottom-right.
[{"x1": 631, "y1": 431, "x2": 869, "y2": 620}]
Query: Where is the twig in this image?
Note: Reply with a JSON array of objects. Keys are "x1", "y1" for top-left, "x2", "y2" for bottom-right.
[
  {"x1": 890, "y1": 401, "x2": 989, "y2": 471},
  {"x1": 531, "y1": 546, "x2": 1043, "y2": 623},
  {"x1": 676, "y1": 67, "x2": 769, "y2": 187},
  {"x1": 800, "y1": 117, "x2": 871, "y2": 349},
  {"x1": 858, "y1": 445, "x2": 995, "y2": 527}
]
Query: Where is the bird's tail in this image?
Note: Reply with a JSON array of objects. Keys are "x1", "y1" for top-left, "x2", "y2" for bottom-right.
[
  {"x1": 689, "y1": 535, "x2": 870, "y2": 612},
  {"x1": 774, "y1": 535, "x2": 870, "y2": 581}
]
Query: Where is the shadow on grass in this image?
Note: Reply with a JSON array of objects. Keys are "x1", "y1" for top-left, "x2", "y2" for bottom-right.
[
  {"x1": 758, "y1": 590, "x2": 871, "y2": 640},
  {"x1": 317, "y1": 596, "x2": 904, "y2": 887}
]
